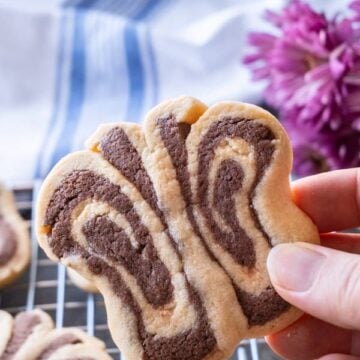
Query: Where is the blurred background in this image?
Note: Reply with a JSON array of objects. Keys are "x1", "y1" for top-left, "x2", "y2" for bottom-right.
[
  {"x1": 0, "y1": 0, "x2": 358, "y2": 185},
  {"x1": 0, "y1": 1, "x2": 359, "y2": 359}
]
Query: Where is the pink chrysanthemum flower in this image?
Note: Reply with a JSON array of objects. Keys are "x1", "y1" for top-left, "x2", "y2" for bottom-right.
[{"x1": 244, "y1": 0, "x2": 360, "y2": 176}]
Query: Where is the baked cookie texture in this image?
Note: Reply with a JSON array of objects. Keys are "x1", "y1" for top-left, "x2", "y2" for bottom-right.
[
  {"x1": 0, "y1": 309, "x2": 111, "y2": 360},
  {"x1": 0, "y1": 184, "x2": 30, "y2": 288},
  {"x1": 67, "y1": 267, "x2": 98, "y2": 293},
  {"x1": 36, "y1": 97, "x2": 320, "y2": 360}
]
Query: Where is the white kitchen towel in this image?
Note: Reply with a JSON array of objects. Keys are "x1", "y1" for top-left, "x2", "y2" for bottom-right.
[{"x1": 0, "y1": 0, "x2": 346, "y2": 184}]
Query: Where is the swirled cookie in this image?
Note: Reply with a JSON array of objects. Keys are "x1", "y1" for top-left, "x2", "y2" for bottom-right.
[
  {"x1": 0, "y1": 309, "x2": 111, "y2": 360},
  {"x1": 0, "y1": 185, "x2": 30, "y2": 288},
  {"x1": 36, "y1": 97, "x2": 320, "y2": 360}
]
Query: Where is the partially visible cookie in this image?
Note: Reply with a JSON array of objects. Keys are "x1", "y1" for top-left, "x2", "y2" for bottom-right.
[
  {"x1": 0, "y1": 185, "x2": 30, "y2": 288},
  {"x1": 67, "y1": 268, "x2": 98, "y2": 293},
  {"x1": 44, "y1": 342, "x2": 111, "y2": 360},
  {"x1": 0, "y1": 309, "x2": 111, "y2": 360},
  {"x1": 27, "y1": 327, "x2": 109, "y2": 360},
  {"x1": 0, "y1": 311, "x2": 13, "y2": 355},
  {"x1": 36, "y1": 96, "x2": 320, "y2": 360},
  {"x1": 0, "y1": 309, "x2": 53, "y2": 359}
]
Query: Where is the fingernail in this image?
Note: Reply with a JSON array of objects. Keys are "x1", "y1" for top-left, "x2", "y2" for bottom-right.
[{"x1": 267, "y1": 243, "x2": 325, "y2": 292}]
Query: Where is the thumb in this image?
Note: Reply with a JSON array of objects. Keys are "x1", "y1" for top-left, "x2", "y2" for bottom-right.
[{"x1": 267, "y1": 242, "x2": 360, "y2": 330}]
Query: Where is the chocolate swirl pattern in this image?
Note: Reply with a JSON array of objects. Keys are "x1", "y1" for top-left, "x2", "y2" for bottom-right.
[
  {"x1": 37, "y1": 97, "x2": 320, "y2": 360},
  {"x1": 0, "y1": 309, "x2": 111, "y2": 360},
  {"x1": 0, "y1": 185, "x2": 30, "y2": 288}
]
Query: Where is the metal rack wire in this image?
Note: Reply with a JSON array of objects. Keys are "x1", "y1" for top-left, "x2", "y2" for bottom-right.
[{"x1": 0, "y1": 182, "x2": 279, "y2": 360}]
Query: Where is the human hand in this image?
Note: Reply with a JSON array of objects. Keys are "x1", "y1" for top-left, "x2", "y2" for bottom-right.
[{"x1": 266, "y1": 168, "x2": 360, "y2": 360}]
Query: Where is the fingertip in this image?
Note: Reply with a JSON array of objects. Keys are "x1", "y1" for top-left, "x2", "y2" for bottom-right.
[
  {"x1": 268, "y1": 242, "x2": 360, "y2": 330},
  {"x1": 267, "y1": 242, "x2": 325, "y2": 294},
  {"x1": 291, "y1": 168, "x2": 360, "y2": 232}
]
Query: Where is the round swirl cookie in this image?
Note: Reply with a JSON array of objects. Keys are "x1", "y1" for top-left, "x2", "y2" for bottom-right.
[
  {"x1": 36, "y1": 97, "x2": 320, "y2": 360},
  {"x1": 0, "y1": 185, "x2": 30, "y2": 288},
  {"x1": 0, "y1": 309, "x2": 111, "y2": 360}
]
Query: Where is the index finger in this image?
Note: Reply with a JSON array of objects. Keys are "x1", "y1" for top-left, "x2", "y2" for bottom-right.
[{"x1": 292, "y1": 168, "x2": 360, "y2": 233}]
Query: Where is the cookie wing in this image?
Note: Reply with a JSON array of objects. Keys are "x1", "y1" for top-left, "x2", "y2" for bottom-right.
[
  {"x1": 185, "y1": 101, "x2": 320, "y2": 337},
  {"x1": 36, "y1": 96, "x2": 319, "y2": 360}
]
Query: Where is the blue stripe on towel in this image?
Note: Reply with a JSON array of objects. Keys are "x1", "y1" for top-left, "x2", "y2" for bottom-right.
[
  {"x1": 124, "y1": 22, "x2": 144, "y2": 122},
  {"x1": 35, "y1": 0, "x2": 99, "y2": 176},
  {"x1": 146, "y1": 29, "x2": 159, "y2": 106},
  {"x1": 50, "y1": 1, "x2": 98, "y2": 167},
  {"x1": 37, "y1": 0, "x2": 161, "y2": 176},
  {"x1": 33, "y1": 14, "x2": 68, "y2": 179},
  {"x1": 50, "y1": 10, "x2": 86, "y2": 166},
  {"x1": 124, "y1": 0, "x2": 161, "y2": 122}
]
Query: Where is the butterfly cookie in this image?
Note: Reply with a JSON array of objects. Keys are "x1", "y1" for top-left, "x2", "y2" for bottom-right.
[{"x1": 36, "y1": 97, "x2": 319, "y2": 360}]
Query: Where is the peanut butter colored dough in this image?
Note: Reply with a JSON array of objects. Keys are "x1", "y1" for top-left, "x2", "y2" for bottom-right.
[
  {"x1": 0, "y1": 184, "x2": 30, "y2": 288},
  {"x1": 36, "y1": 96, "x2": 320, "y2": 360},
  {"x1": 0, "y1": 309, "x2": 111, "y2": 360}
]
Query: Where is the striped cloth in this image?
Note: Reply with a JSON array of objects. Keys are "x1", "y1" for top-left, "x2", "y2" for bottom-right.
[{"x1": 0, "y1": 0, "x2": 345, "y2": 185}]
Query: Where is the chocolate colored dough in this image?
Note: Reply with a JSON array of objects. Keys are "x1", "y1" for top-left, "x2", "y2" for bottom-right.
[
  {"x1": 1, "y1": 312, "x2": 40, "y2": 360},
  {"x1": 43, "y1": 115, "x2": 291, "y2": 359},
  {"x1": 0, "y1": 216, "x2": 17, "y2": 266},
  {"x1": 45, "y1": 171, "x2": 173, "y2": 307},
  {"x1": 83, "y1": 215, "x2": 173, "y2": 306},
  {"x1": 235, "y1": 286, "x2": 289, "y2": 326},
  {"x1": 157, "y1": 115, "x2": 289, "y2": 326},
  {"x1": 100, "y1": 127, "x2": 180, "y2": 257},
  {"x1": 100, "y1": 128, "x2": 162, "y2": 219},
  {"x1": 197, "y1": 117, "x2": 275, "y2": 249},
  {"x1": 45, "y1": 170, "x2": 216, "y2": 360}
]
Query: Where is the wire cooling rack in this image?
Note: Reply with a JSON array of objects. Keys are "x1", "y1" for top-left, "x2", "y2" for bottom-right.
[{"x1": 0, "y1": 182, "x2": 280, "y2": 360}]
